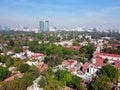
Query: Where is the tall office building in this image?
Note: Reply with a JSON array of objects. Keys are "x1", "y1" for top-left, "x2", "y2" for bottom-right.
[
  {"x1": 39, "y1": 21, "x2": 44, "y2": 32},
  {"x1": 45, "y1": 20, "x2": 49, "y2": 31}
]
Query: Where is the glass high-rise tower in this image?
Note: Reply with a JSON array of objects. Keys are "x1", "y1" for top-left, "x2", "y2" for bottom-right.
[
  {"x1": 45, "y1": 20, "x2": 49, "y2": 32},
  {"x1": 39, "y1": 20, "x2": 49, "y2": 32},
  {"x1": 39, "y1": 21, "x2": 44, "y2": 32}
]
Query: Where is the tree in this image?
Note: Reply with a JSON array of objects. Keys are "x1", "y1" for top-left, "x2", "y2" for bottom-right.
[
  {"x1": 38, "y1": 77, "x2": 47, "y2": 88},
  {"x1": 28, "y1": 65, "x2": 40, "y2": 78},
  {"x1": 0, "y1": 55, "x2": 7, "y2": 63},
  {"x1": 44, "y1": 74, "x2": 64, "y2": 90},
  {"x1": 101, "y1": 65, "x2": 119, "y2": 82},
  {"x1": 22, "y1": 71, "x2": 39, "y2": 87},
  {"x1": 5, "y1": 58, "x2": 14, "y2": 67},
  {"x1": 22, "y1": 65, "x2": 40, "y2": 86},
  {"x1": 45, "y1": 55, "x2": 63, "y2": 67},
  {"x1": 2, "y1": 78, "x2": 27, "y2": 90},
  {"x1": 77, "y1": 58, "x2": 86, "y2": 64},
  {"x1": 9, "y1": 40, "x2": 14, "y2": 47},
  {"x1": 44, "y1": 79, "x2": 63, "y2": 90},
  {"x1": 67, "y1": 75, "x2": 82, "y2": 90},
  {"x1": 55, "y1": 70, "x2": 72, "y2": 85},
  {"x1": 18, "y1": 64, "x2": 30, "y2": 73},
  {"x1": 90, "y1": 77, "x2": 112, "y2": 90},
  {"x1": 14, "y1": 48, "x2": 23, "y2": 53},
  {"x1": 79, "y1": 45, "x2": 95, "y2": 60},
  {"x1": 0, "y1": 66, "x2": 10, "y2": 81},
  {"x1": 103, "y1": 58, "x2": 108, "y2": 63},
  {"x1": 99, "y1": 75, "x2": 111, "y2": 82},
  {"x1": 79, "y1": 48, "x2": 87, "y2": 54},
  {"x1": 13, "y1": 58, "x2": 23, "y2": 70},
  {"x1": 43, "y1": 66, "x2": 54, "y2": 76},
  {"x1": 73, "y1": 40, "x2": 79, "y2": 46}
]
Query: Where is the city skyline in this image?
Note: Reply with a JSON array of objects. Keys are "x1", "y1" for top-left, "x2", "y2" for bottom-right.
[{"x1": 0, "y1": 0, "x2": 120, "y2": 29}]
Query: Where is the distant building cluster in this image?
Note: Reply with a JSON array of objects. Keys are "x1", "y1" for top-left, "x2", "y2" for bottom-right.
[
  {"x1": 0, "y1": 22, "x2": 120, "y2": 33},
  {"x1": 39, "y1": 20, "x2": 49, "y2": 32}
]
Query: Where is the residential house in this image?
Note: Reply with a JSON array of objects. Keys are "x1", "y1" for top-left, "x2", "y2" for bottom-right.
[
  {"x1": 37, "y1": 62, "x2": 48, "y2": 73},
  {"x1": 3, "y1": 71, "x2": 23, "y2": 82}
]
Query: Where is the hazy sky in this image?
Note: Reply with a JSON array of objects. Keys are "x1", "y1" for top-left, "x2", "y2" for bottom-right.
[{"x1": 0, "y1": 0, "x2": 120, "y2": 29}]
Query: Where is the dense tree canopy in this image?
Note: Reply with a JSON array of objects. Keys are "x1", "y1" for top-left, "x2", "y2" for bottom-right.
[
  {"x1": 79, "y1": 45, "x2": 95, "y2": 60},
  {"x1": 67, "y1": 75, "x2": 82, "y2": 90},
  {"x1": 21, "y1": 65, "x2": 40, "y2": 87},
  {"x1": 5, "y1": 58, "x2": 14, "y2": 67},
  {"x1": 22, "y1": 72, "x2": 36, "y2": 86},
  {"x1": 101, "y1": 65, "x2": 119, "y2": 82},
  {"x1": 1, "y1": 78, "x2": 27, "y2": 90},
  {"x1": 0, "y1": 55, "x2": 7, "y2": 63},
  {"x1": 0, "y1": 66, "x2": 10, "y2": 81},
  {"x1": 18, "y1": 64, "x2": 30, "y2": 73},
  {"x1": 38, "y1": 73, "x2": 64, "y2": 90},
  {"x1": 55, "y1": 70, "x2": 72, "y2": 85},
  {"x1": 89, "y1": 77, "x2": 112, "y2": 90}
]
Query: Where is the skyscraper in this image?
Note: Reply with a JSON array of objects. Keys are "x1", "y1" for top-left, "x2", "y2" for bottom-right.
[
  {"x1": 39, "y1": 21, "x2": 44, "y2": 32},
  {"x1": 45, "y1": 20, "x2": 49, "y2": 32}
]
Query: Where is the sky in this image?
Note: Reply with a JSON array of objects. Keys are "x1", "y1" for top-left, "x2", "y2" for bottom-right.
[{"x1": 0, "y1": 0, "x2": 120, "y2": 29}]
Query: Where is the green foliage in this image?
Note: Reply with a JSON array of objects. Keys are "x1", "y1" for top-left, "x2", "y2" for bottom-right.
[
  {"x1": 62, "y1": 47, "x2": 73, "y2": 56},
  {"x1": 0, "y1": 66, "x2": 10, "y2": 81},
  {"x1": 73, "y1": 40, "x2": 80, "y2": 46},
  {"x1": 29, "y1": 42, "x2": 74, "y2": 58},
  {"x1": 79, "y1": 45, "x2": 95, "y2": 60},
  {"x1": 2, "y1": 78, "x2": 27, "y2": 90},
  {"x1": 5, "y1": 58, "x2": 14, "y2": 67},
  {"x1": 43, "y1": 66, "x2": 54, "y2": 76},
  {"x1": 103, "y1": 47, "x2": 120, "y2": 54},
  {"x1": 14, "y1": 48, "x2": 23, "y2": 53},
  {"x1": 13, "y1": 58, "x2": 23, "y2": 70},
  {"x1": 47, "y1": 36, "x2": 57, "y2": 42},
  {"x1": 103, "y1": 58, "x2": 108, "y2": 63},
  {"x1": 28, "y1": 65, "x2": 40, "y2": 77},
  {"x1": 77, "y1": 58, "x2": 86, "y2": 64},
  {"x1": 90, "y1": 77, "x2": 112, "y2": 90},
  {"x1": 0, "y1": 55, "x2": 7, "y2": 63},
  {"x1": 45, "y1": 55, "x2": 63, "y2": 67},
  {"x1": 55, "y1": 70, "x2": 72, "y2": 85},
  {"x1": 38, "y1": 73, "x2": 64, "y2": 90},
  {"x1": 44, "y1": 74, "x2": 64, "y2": 90},
  {"x1": 22, "y1": 66, "x2": 40, "y2": 87},
  {"x1": 99, "y1": 75, "x2": 111, "y2": 82},
  {"x1": 18, "y1": 64, "x2": 30, "y2": 73},
  {"x1": 0, "y1": 56, "x2": 14, "y2": 68},
  {"x1": 9, "y1": 40, "x2": 14, "y2": 47},
  {"x1": 101, "y1": 65, "x2": 119, "y2": 82},
  {"x1": 38, "y1": 77, "x2": 47, "y2": 88},
  {"x1": 44, "y1": 80, "x2": 63, "y2": 90},
  {"x1": 67, "y1": 75, "x2": 82, "y2": 90},
  {"x1": 22, "y1": 72, "x2": 36, "y2": 86}
]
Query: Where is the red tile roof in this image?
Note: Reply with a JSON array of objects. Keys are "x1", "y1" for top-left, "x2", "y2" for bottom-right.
[
  {"x1": 95, "y1": 57, "x2": 106, "y2": 67},
  {"x1": 82, "y1": 62, "x2": 91, "y2": 70},
  {"x1": 64, "y1": 44, "x2": 81, "y2": 50},
  {"x1": 3, "y1": 71, "x2": 23, "y2": 82},
  {"x1": 93, "y1": 52, "x2": 120, "y2": 71},
  {"x1": 64, "y1": 60, "x2": 76, "y2": 67},
  {"x1": 72, "y1": 46, "x2": 81, "y2": 50},
  {"x1": 97, "y1": 53, "x2": 120, "y2": 58},
  {"x1": 114, "y1": 61, "x2": 120, "y2": 71},
  {"x1": 112, "y1": 44, "x2": 120, "y2": 47},
  {"x1": 37, "y1": 62, "x2": 48, "y2": 73},
  {"x1": 31, "y1": 53, "x2": 45, "y2": 59}
]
